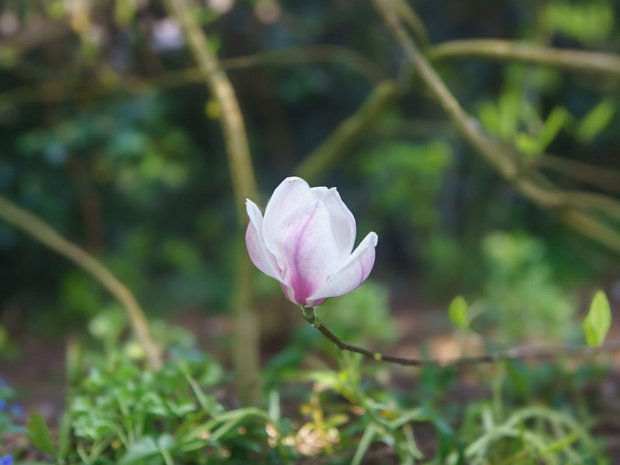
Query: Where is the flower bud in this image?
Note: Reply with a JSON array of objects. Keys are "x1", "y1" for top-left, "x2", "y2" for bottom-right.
[{"x1": 245, "y1": 177, "x2": 378, "y2": 307}]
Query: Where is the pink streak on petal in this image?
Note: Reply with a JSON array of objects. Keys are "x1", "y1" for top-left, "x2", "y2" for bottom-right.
[
  {"x1": 276, "y1": 200, "x2": 342, "y2": 306},
  {"x1": 288, "y1": 202, "x2": 320, "y2": 305}
]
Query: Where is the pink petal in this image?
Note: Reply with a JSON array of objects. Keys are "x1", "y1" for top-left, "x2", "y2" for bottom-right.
[
  {"x1": 307, "y1": 232, "x2": 378, "y2": 305},
  {"x1": 275, "y1": 201, "x2": 342, "y2": 305},
  {"x1": 245, "y1": 199, "x2": 281, "y2": 281}
]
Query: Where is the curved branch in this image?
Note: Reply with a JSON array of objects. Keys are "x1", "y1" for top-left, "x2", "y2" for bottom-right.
[
  {"x1": 429, "y1": 39, "x2": 620, "y2": 77},
  {"x1": 0, "y1": 46, "x2": 383, "y2": 107},
  {"x1": 533, "y1": 155, "x2": 620, "y2": 195},
  {"x1": 389, "y1": 0, "x2": 429, "y2": 49},
  {"x1": 559, "y1": 209, "x2": 620, "y2": 253},
  {"x1": 560, "y1": 192, "x2": 620, "y2": 222},
  {"x1": 0, "y1": 196, "x2": 162, "y2": 370},
  {"x1": 221, "y1": 45, "x2": 386, "y2": 84}
]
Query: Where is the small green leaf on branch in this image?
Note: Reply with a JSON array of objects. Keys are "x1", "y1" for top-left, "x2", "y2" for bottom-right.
[
  {"x1": 583, "y1": 290, "x2": 612, "y2": 347},
  {"x1": 577, "y1": 100, "x2": 616, "y2": 142},
  {"x1": 448, "y1": 295, "x2": 469, "y2": 330}
]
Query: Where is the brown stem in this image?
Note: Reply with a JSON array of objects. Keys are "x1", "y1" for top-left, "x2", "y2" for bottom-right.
[{"x1": 302, "y1": 308, "x2": 620, "y2": 368}]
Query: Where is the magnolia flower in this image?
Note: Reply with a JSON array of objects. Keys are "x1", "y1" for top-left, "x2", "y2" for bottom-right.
[{"x1": 245, "y1": 177, "x2": 378, "y2": 307}]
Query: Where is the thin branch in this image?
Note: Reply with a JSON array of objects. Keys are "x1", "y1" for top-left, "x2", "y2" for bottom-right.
[
  {"x1": 295, "y1": 81, "x2": 398, "y2": 182},
  {"x1": 221, "y1": 46, "x2": 386, "y2": 83},
  {"x1": 533, "y1": 155, "x2": 620, "y2": 195},
  {"x1": 429, "y1": 39, "x2": 620, "y2": 78},
  {"x1": 0, "y1": 46, "x2": 383, "y2": 107},
  {"x1": 389, "y1": 0, "x2": 430, "y2": 49},
  {"x1": 373, "y1": 0, "x2": 620, "y2": 253},
  {"x1": 164, "y1": 0, "x2": 261, "y2": 406},
  {"x1": 559, "y1": 209, "x2": 620, "y2": 253},
  {"x1": 0, "y1": 196, "x2": 162, "y2": 370},
  {"x1": 561, "y1": 192, "x2": 620, "y2": 222},
  {"x1": 301, "y1": 307, "x2": 620, "y2": 368}
]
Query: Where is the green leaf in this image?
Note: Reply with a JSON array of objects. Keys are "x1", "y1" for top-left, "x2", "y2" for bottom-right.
[
  {"x1": 448, "y1": 296, "x2": 469, "y2": 330},
  {"x1": 352, "y1": 423, "x2": 377, "y2": 465},
  {"x1": 515, "y1": 133, "x2": 540, "y2": 157},
  {"x1": 516, "y1": 106, "x2": 571, "y2": 158},
  {"x1": 57, "y1": 410, "x2": 72, "y2": 460},
  {"x1": 119, "y1": 437, "x2": 158, "y2": 465},
  {"x1": 537, "y1": 106, "x2": 570, "y2": 150},
  {"x1": 583, "y1": 290, "x2": 612, "y2": 347},
  {"x1": 577, "y1": 100, "x2": 616, "y2": 142},
  {"x1": 27, "y1": 413, "x2": 55, "y2": 456}
]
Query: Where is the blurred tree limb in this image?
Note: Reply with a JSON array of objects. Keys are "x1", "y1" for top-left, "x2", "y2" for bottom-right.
[
  {"x1": 373, "y1": 0, "x2": 620, "y2": 253},
  {"x1": 0, "y1": 196, "x2": 162, "y2": 370},
  {"x1": 296, "y1": 81, "x2": 399, "y2": 182},
  {"x1": 164, "y1": 0, "x2": 261, "y2": 406},
  {"x1": 5, "y1": 38, "x2": 620, "y2": 107},
  {"x1": 389, "y1": 0, "x2": 429, "y2": 49},
  {"x1": 0, "y1": 45, "x2": 383, "y2": 107},
  {"x1": 429, "y1": 39, "x2": 620, "y2": 77},
  {"x1": 534, "y1": 155, "x2": 620, "y2": 195},
  {"x1": 222, "y1": 46, "x2": 386, "y2": 83}
]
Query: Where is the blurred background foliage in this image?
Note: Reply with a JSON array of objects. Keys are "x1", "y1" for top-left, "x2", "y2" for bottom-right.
[
  {"x1": 0, "y1": 0, "x2": 618, "y2": 340},
  {"x1": 0, "y1": 0, "x2": 619, "y2": 463}
]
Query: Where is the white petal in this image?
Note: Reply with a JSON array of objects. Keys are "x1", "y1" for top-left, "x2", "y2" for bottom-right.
[
  {"x1": 245, "y1": 199, "x2": 281, "y2": 281},
  {"x1": 263, "y1": 177, "x2": 314, "y2": 231},
  {"x1": 307, "y1": 232, "x2": 378, "y2": 305},
  {"x1": 262, "y1": 177, "x2": 316, "y2": 268},
  {"x1": 311, "y1": 186, "x2": 356, "y2": 258}
]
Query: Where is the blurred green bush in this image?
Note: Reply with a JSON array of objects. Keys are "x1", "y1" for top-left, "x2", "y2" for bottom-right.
[{"x1": 0, "y1": 0, "x2": 617, "y2": 331}]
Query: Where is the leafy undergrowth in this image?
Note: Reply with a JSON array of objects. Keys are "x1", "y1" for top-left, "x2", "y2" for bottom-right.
[{"x1": 1, "y1": 304, "x2": 618, "y2": 465}]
